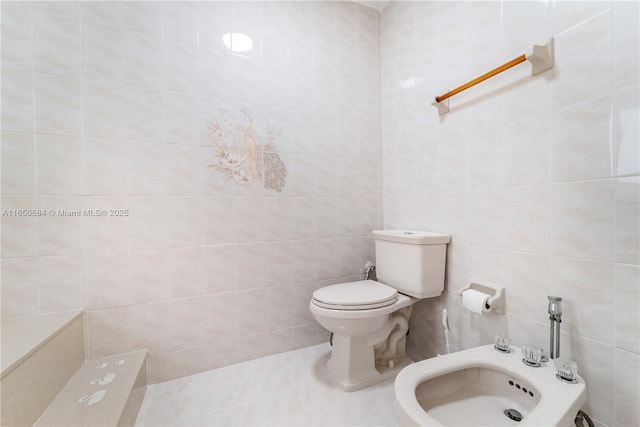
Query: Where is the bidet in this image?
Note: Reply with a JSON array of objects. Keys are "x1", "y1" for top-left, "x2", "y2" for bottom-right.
[{"x1": 394, "y1": 345, "x2": 587, "y2": 426}]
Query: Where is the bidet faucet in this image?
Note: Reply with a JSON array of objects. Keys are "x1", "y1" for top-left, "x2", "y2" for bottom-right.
[{"x1": 548, "y1": 296, "x2": 562, "y2": 359}]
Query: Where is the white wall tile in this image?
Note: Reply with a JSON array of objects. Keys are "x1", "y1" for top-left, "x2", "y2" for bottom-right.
[
  {"x1": 613, "y1": 2, "x2": 640, "y2": 89},
  {"x1": 613, "y1": 85, "x2": 640, "y2": 176},
  {"x1": 38, "y1": 254, "x2": 87, "y2": 313},
  {"x1": 236, "y1": 243, "x2": 266, "y2": 290},
  {"x1": 123, "y1": 2, "x2": 162, "y2": 38},
  {"x1": 615, "y1": 264, "x2": 639, "y2": 353},
  {"x1": 82, "y1": 81, "x2": 125, "y2": 139},
  {"x1": 202, "y1": 293, "x2": 237, "y2": 343},
  {"x1": 1, "y1": 132, "x2": 35, "y2": 195},
  {"x1": 1, "y1": 3, "x2": 34, "y2": 71},
  {"x1": 616, "y1": 177, "x2": 640, "y2": 264},
  {"x1": 165, "y1": 145, "x2": 201, "y2": 196},
  {"x1": 236, "y1": 289, "x2": 267, "y2": 337},
  {"x1": 129, "y1": 250, "x2": 170, "y2": 304},
  {"x1": 550, "y1": 96, "x2": 613, "y2": 182},
  {"x1": 83, "y1": 196, "x2": 129, "y2": 252},
  {"x1": 502, "y1": 115, "x2": 550, "y2": 186},
  {"x1": 550, "y1": 10, "x2": 613, "y2": 109},
  {"x1": 87, "y1": 306, "x2": 132, "y2": 358},
  {"x1": 615, "y1": 348, "x2": 640, "y2": 426},
  {"x1": 549, "y1": 0, "x2": 611, "y2": 36},
  {"x1": 167, "y1": 246, "x2": 204, "y2": 299},
  {"x1": 169, "y1": 297, "x2": 208, "y2": 350},
  {"x1": 37, "y1": 196, "x2": 85, "y2": 255},
  {"x1": 86, "y1": 251, "x2": 131, "y2": 309},
  {"x1": 551, "y1": 180, "x2": 615, "y2": 261},
  {"x1": 127, "y1": 197, "x2": 168, "y2": 250},
  {"x1": 1, "y1": 69, "x2": 34, "y2": 132},
  {"x1": 563, "y1": 336, "x2": 615, "y2": 424},
  {"x1": 265, "y1": 285, "x2": 294, "y2": 331},
  {"x1": 36, "y1": 135, "x2": 84, "y2": 195},
  {"x1": 1, "y1": 257, "x2": 39, "y2": 318},
  {"x1": 166, "y1": 197, "x2": 202, "y2": 247},
  {"x1": 164, "y1": 94, "x2": 200, "y2": 145},
  {"x1": 1, "y1": 196, "x2": 38, "y2": 257},
  {"x1": 80, "y1": 1, "x2": 124, "y2": 26},
  {"x1": 551, "y1": 257, "x2": 615, "y2": 344},
  {"x1": 502, "y1": 185, "x2": 552, "y2": 254},
  {"x1": 289, "y1": 198, "x2": 318, "y2": 240},
  {"x1": 201, "y1": 197, "x2": 235, "y2": 244},
  {"x1": 123, "y1": 30, "x2": 163, "y2": 90},
  {"x1": 202, "y1": 244, "x2": 237, "y2": 294},
  {"x1": 468, "y1": 189, "x2": 506, "y2": 248},
  {"x1": 197, "y1": 2, "x2": 231, "y2": 52},
  {"x1": 125, "y1": 86, "x2": 165, "y2": 142},
  {"x1": 127, "y1": 142, "x2": 167, "y2": 196},
  {"x1": 163, "y1": 40, "x2": 199, "y2": 96},
  {"x1": 34, "y1": 74, "x2": 82, "y2": 136},
  {"x1": 130, "y1": 301, "x2": 174, "y2": 354},
  {"x1": 501, "y1": 251, "x2": 551, "y2": 324},
  {"x1": 83, "y1": 139, "x2": 127, "y2": 196},
  {"x1": 234, "y1": 198, "x2": 265, "y2": 243},
  {"x1": 263, "y1": 241, "x2": 294, "y2": 287},
  {"x1": 33, "y1": 10, "x2": 81, "y2": 76},
  {"x1": 162, "y1": 1, "x2": 198, "y2": 46},
  {"x1": 81, "y1": 21, "x2": 124, "y2": 83}
]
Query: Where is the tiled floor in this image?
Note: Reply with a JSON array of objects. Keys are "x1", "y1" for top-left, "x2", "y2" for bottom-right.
[{"x1": 135, "y1": 343, "x2": 397, "y2": 426}]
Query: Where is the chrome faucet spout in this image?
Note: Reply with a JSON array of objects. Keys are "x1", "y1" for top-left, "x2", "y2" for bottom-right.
[{"x1": 548, "y1": 296, "x2": 563, "y2": 359}]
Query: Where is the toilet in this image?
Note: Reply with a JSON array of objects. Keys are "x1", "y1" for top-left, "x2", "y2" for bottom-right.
[{"x1": 309, "y1": 230, "x2": 450, "y2": 392}]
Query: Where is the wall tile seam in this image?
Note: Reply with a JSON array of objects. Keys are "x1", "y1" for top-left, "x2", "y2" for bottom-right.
[
  {"x1": 613, "y1": 82, "x2": 640, "y2": 96},
  {"x1": 613, "y1": 346, "x2": 640, "y2": 357},
  {"x1": 547, "y1": 5, "x2": 613, "y2": 40},
  {"x1": 456, "y1": 245, "x2": 621, "y2": 265},
  {"x1": 465, "y1": 248, "x2": 621, "y2": 266},
  {"x1": 135, "y1": 324, "x2": 320, "y2": 355}
]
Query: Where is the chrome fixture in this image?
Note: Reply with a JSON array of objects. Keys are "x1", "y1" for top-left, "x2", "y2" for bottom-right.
[
  {"x1": 554, "y1": 358, "x2": 578, "y2": 384},
  {"x1": 522, "y1": 344, "x2": 543, "y2": 367},
  {"x1": 494, "y1": 332, "x2": 511, "y2": 353},
  {"x1": 548, "y1": 296, "x2": 562, "y2": 359},
  {"x1": 363, "y1": 261, "x2": 376, "y2": 280}
]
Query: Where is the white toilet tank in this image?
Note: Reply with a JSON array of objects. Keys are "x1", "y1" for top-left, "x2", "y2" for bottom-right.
[{"x1": 373, "y1": 230, "x2": 451, "y2": 298}]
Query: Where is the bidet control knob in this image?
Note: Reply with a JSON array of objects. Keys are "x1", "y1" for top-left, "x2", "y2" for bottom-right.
[
  {"x1": 555, "y1": 358, "x2": 578, "y2": 384},
  {"x1": 494, "y1": 332, "x2": 511, "y2": 353},
  {"x1": 521, "y1": 345, "x2": 543, "y2": 367}
]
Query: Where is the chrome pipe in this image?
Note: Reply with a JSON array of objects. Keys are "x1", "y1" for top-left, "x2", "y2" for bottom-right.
[
  {"x1": 548, "y1": 296, "x2": 563, "y2": 359},
  {"x1": 555, "y1": 319, "x2": 561, "y2": 358},
  {"x1": 549, "y1": 318, "x2": 555, "y2": 359}
]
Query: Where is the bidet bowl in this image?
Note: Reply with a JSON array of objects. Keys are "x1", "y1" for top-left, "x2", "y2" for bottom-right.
[{"x1": 394, "y1": 345, "x2": 586, "y2": 427}]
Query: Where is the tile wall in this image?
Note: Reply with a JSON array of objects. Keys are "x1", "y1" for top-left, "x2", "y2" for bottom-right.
[
  {"x1": 380, "y1": 1, "x2": 638, "y2": 426},
  {"x1": 1, "y1": 1, "x2": 382, "y2": 383}
]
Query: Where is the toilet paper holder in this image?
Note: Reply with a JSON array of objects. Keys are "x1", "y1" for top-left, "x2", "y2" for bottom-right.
[{"x1": 459, "y1": 281, "x2": 505, "y2": 313}]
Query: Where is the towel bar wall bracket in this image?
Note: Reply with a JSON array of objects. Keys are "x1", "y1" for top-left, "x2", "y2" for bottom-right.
[{"x1": 432, "y1": 38, "x2": 554, "y2": 116}]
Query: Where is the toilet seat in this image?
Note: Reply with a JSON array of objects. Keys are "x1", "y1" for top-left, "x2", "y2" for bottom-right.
[{"x1": 311, "y1": 280, "x2": 398, "y2": 310}]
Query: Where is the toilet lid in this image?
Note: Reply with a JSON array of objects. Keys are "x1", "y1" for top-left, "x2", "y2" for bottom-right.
[{"x1": 312, "y1": 280, "x2": 398, "y2": 310}]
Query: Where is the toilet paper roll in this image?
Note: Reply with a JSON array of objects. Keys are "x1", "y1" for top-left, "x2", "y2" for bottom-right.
[{"x1": 462, "y1": 289, "x2": 491, "y2": 314}]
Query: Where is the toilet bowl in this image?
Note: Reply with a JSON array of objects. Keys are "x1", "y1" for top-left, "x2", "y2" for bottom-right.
[
  {"x1": 310, "y1": 280, "x2": 416, "y2": 391},
  {"x1": 309, "y1": 230, "x2": 451, "y2": 392}
]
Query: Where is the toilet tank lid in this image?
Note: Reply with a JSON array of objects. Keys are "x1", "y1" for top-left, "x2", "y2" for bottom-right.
[{"x1": 373, "y1": 230, "x2": 451, "y2": 244}]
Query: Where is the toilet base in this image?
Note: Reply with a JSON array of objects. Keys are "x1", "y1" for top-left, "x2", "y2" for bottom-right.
[
  {"x1": 326, "y1": 354, "x2": 413, "y2": 392},
  {"x1": 323, "y1": 305, "x2": 414, "y2": 392}
]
